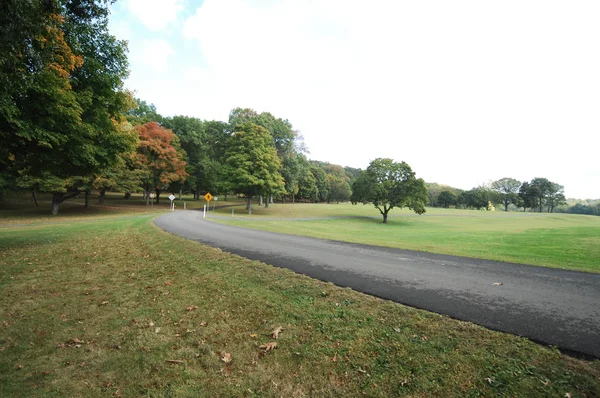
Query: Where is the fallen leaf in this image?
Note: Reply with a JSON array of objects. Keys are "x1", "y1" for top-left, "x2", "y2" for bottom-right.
[
  {"x1": 166, "y1": 359, "x2": 185, "y2": 364},
  {"x1": 100, "y1": 301, "x2": 109, "y2": 305},
  {"x1": 16, "y1": 364, "x2": 23, "y2": 369},
  {"x1": 271, "y1": 326, "x2": 283, "y2": 339},
  {"x1": 221, "y1": 352, "x2": 232, "y2": 363},
  {"x1": 164, "y1": 281, "x2": 173, "y2": 286},
  {"x1": 148, "y1": 321, "x2": 155, "y2": 328},
  {"x1": 331, "y1": 354, "x2": 337, "y2": 362},
  {"x1": 250, "y1": 333, "x2": 257, "y2": 338},
  {"x1": 155, "y1": 327, "x2": 160, "y2": 333},
  {"x1": 485, "y1": 377, "x2": 494, "y2": 385},
  {"x1": 421, "y1": 335, "x2": 428, "y2": 341},
  {"x1": 491, "y1": 282, "x2": 503, "y2": 286},
  {"x1": 186, "y1": 305, "x2": 198, "y2": 311},
  {"x1": 72, "y1": 338, "x2": 84, "y2": 344},
  {"x1": 199, "y1": 322, "x2": 207, "y2": 327},
  {"x1": 260, "y1": 342, "x2": 278, "y2": 352},
  {"x1": 564, "y1": 393, "x2": 571, "y2": 398}
]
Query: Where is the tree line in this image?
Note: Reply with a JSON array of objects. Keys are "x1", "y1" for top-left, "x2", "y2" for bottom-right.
[
  {"x1": 2, "y1": 0, "x2": 591, "y2": 220},
  {"x1": 426, "y1": 177, "x2": 568, "y2": 213}
]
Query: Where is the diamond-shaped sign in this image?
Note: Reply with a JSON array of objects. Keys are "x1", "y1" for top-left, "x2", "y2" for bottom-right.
[
  {"x1": 168, "y1": 194, "x2": 175, "y2": 201},
  {"x1": 204, "y1": 192, "x2": 213, "y2": 202}
]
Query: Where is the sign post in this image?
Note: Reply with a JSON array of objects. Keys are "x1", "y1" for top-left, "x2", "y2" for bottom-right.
[
  {"x1": 168, "y1": 193, "x2": 175, "y2": 211},
  {"x1": 203, "y1": 192, "x2": 213, "y2": 217}
]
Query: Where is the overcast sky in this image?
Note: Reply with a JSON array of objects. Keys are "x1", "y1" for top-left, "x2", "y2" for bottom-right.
[{"x1": 109, "y1": 0, "x2": 600, "y2": 199}]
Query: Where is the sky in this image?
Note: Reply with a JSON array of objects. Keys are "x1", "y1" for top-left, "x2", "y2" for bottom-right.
[{"x1": 108, "y1": 0, "x2": 600, "y2": 199}]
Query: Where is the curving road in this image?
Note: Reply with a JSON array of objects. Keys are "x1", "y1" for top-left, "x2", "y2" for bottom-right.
[{"x1": 155, "y1": 211, "x2": 600, "y2": 358}]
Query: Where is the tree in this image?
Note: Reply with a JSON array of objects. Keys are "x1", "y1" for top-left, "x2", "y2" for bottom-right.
[
  {"x1": 134, "y1": 122, "x2": 188, "y2": 204},
  {"x1": 437, "y1": 190, "x2": 456, "y2": 208},
  {"x1": 351, "y1": 158, "x2": 427, "y2": 223},
  {"x1": 546, "y1": 182, "x2": 566, "y2": 213},
  {"x1": 1, "y1": 0, "x2": 134, "y2": 215},
  {"x1": 297, "y1": 166, "x2": 318, "y2": 202},
  {"x1": 126, "y1": 98, "x2": 162, "y2": 125},
  {"x1": 492, "y1": 178, "x2": 521, "y2": 211},
  {"x1": 223, "y1": 123, "x2": 284, "y2": 214},
  {"x1": 327, "y1": 176, "x2": 351, "y2": 203},
  {"x1": 529, "y1": 178, "x2": 553, "y2": 212},
  {"x1": 309, "y1": 163, "x2": 330, "y2": 202},
  {"x1": 518, "y1": 181, "x2": 538, "y2": 212}
]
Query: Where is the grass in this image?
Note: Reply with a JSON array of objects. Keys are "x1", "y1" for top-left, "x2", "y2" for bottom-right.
[
  {"x1": 0, "y1": 210, "x2": 599, "y2": 397},
  {"x1": 210, "y1": 203, "x2": 600, "y2": 273}
]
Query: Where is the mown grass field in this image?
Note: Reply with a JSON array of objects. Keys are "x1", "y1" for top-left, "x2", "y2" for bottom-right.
[
  {"x1": 211, "y1": 203, "x2": 600, "y2": 273},
  {"x1": 0, "y1": 199, "x2": 599, "y2": 397}
]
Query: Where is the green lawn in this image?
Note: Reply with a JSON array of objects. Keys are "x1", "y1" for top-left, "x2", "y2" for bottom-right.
[
  {"x1": 0, "y1": 212, "x2": 598, "y2": 397},
  {"x1": 211, "y1": 203, "x2": 600, "y2": 273}
]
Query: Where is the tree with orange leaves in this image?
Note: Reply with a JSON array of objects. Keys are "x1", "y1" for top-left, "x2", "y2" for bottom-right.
[
  {"x1": 0, "y1": 0, "x2": 133, "y2": 215},
  {"x1": 134, "y1": 122, "x2": 188, "y2": 205}
]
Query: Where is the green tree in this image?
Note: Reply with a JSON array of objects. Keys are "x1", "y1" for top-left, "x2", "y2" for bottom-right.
[
  {"x1": 530, "y1": 178, "x2": 553, "y2": 212},
  {"x1": 437, "y1": 190, "x2": 456, "y2": 208},
  {"x1": 492, "y1": 177, "x2": 521, "y2": 211},
  {"x1": 351, "y1": 158, "x2": 427, "y2": 223},
  {"x1": 1, "y1": 0, "x2": 134, "y2": 215},
  {"x1": 297, "y1": 166, "x2": 318, "y2": 202},
  {"x1": 127, "y1": 98, "x2": 162, "y2": 125},
  {"x1": 309, "y1": 163, "x2": 330, "y2": 202},
  {"x1": 518, "y1": 181, "x2": 538, "y2": 212},
  {"x1": 327, "y1": 176, "x2": 351, "y2": 203},
  {"x1": 546, "y1": 182, "x2": 566, "y2": 213},
  {"x1": 223, "y1": 123, "x2": 284, "y2": 214}
]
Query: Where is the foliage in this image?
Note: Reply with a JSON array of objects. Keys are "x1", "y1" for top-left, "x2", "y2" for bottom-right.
[
  {"x1": 223, "y1": 123, "x2": 284, "y2": 214},
  {"x1": 126, "y1": 97, "x2": 163, "y2": 125},
  {"x1": 0, "y1": 0, "x2": 134, "y2": 215},
  {"x1": 437, "y1": 190, "x2": 457, "y2": 208},
  {"x1": 351, "y1": 158, "x2": 427, "y2": 223},
  {"x1": 134, "y1": 122, "x2": 188, "y2": 203},
  {"x1": 492, "y1": 178, "x2": 521, "y2": 211}
]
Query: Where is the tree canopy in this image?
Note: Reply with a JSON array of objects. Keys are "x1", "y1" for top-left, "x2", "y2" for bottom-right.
[
  {"x1": 223, "y1": 123, "x2": 284, "y2": 214},
  {"x1": 351, "y1": 158, "x2": 427, "y2": 223}
]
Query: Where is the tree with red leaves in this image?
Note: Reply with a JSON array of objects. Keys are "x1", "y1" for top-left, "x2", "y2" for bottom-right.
[{"x1": 134, "y1": 122, "x2": 188, "y2": 204}]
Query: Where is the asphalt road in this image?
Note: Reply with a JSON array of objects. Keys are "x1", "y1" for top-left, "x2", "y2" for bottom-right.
[{"x1": 155, "y1": 211, "x2": 600, "y2": 358}]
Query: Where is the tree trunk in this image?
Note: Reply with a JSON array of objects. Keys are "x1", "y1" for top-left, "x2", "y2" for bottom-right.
[
  {"x1": 98, "y1": 189, "x2": 106, "y2": 205},
  {"x1": 225, "y1": 193, "x2": 228, "y2": 201},
  {"x1": 32, "y1": 191, "x2": 39, "y2": 207},
  {"x1": 84, "y1": 190, "x2": 90, "y2": 208},
  {"x1": 259, "y1": 195, "x2": 263, "y2": 206},
  {"x1": 124, "y1": 192, "x2": 131, "y2": 200},
  {"x1": 292, "y1": 194, "x2": 295, "y2": 203},
  {"x1": 179, "y1": 188, "x2": 182, "y2": 200},
  {"x1": 145, "y1": 187, "x2": 150, "y2": 205},
  {"x1": 51, "y1": 193, "x2": 63, "y2": 216},
  {"x1": 156, "y1": 189, "x2": 161, "y2": 204},
  {"x1": 270, "y1": 195, "x2": 273, "y2": 204},
  {"x1": 265, "y1": 198, "x2": 269, "y2": 208},
  {"x1": 382, "y1": 212, "x2": 388, "y2": 224},
  {"x1": 247, "y1": 195, "x2": 252, "y2": 215}
]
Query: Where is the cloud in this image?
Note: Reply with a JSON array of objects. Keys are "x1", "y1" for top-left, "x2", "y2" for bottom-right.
[
  {"x1": 122, "y1": 0, "x2": 600, "y2": 197},
  {"x1": 137, "y1": 39, "x2": 176, "y2": 71},
  {"x1": 126, "y1": 0, "x2": 184, "y2": 31}
]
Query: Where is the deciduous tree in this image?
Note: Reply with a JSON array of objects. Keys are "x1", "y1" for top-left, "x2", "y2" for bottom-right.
[
  {"x1": 223, "y1": 123, "x2": 284, "y2": 214},
  {"x1": 134, "y1": 122, "x2": 188, "y2": 204},
  {"x1": 492, "y1": 178, "x2": 521, "y2": 211},
  {"x1": 351, "y1": 158, "x2": 427, "y2": 223}
]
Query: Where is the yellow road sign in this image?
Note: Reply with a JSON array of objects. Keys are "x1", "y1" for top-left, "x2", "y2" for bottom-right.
[{"x1": 204, "y1": 192, "x2": 213, "y2": 202}]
